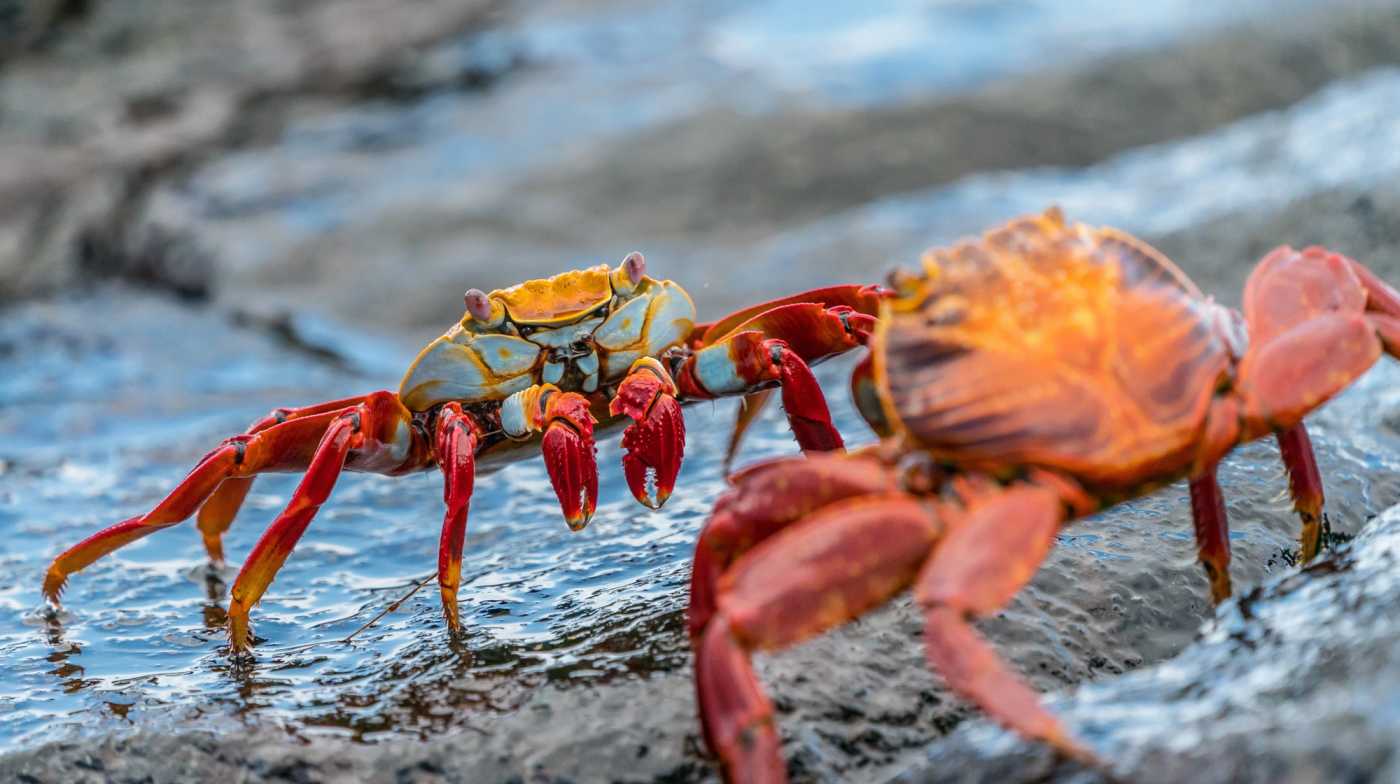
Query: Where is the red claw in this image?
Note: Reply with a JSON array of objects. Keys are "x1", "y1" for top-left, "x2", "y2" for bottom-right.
[
  {"x1": 621, "y1": 394, "x2": 685, "y2": 509},
  {"x1": 771, "y1": 340, "x2": 844, "y2": 453},
  {"x1": 541, "y1": 392, "x2": 599, "y2": 531},
  {"x1": 611, "y1": 359, "x2": 687, "y2": 510}
]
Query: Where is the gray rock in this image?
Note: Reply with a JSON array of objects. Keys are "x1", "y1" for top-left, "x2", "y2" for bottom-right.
[{"x1": 893, "y1": 502, "x2": 1400, "y2": 784}]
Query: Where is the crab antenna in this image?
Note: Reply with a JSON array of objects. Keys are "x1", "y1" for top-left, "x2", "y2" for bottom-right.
[
  {"x1": 464, "y1": 288, "x2": 492, "y2": 321},
  {"x1": 623, "y1": 251, "x2": 646, "y2": 285}
]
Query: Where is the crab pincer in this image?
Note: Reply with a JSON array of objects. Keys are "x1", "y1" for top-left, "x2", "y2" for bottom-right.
[
  {"x1": 537, "y1": 390, "x2": 600, "y2": 531},
  {"x1": 611, "y1": 357, "x2": 686, "y2": 509}
]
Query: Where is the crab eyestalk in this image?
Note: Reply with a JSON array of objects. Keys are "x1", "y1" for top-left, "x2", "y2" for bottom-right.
[{"x1": 610, "y1": 357, "x2": 686, "y2": 509}]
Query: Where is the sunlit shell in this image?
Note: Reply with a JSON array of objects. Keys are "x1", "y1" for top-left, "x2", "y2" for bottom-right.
[
  {"x1": 875, "y1": 208, "x2": 1230, "y2": 488},
  {"x1": 490, "y1": 265, "x2": 615, "y2": 326}
]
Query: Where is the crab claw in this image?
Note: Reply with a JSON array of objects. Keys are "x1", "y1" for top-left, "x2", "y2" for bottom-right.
[
  {"x1": 611, "y1": 358, "x2": 686, "y2": 510},
  {"x1": 541, "y1": 391, "x2": 599, "y2": 531}
]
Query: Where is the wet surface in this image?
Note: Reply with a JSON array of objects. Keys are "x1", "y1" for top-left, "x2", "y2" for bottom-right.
[
  {"x1": 896, "y1": 487, "x2": 1400, "y2": 784},
  {"x1": 3, "y1": 293, "x2": 1400, "y2": 780},
  {"x1": 714, "y1": 66, "x2": 1400, "y2": 312},
  {"x1": 6, "y1": 1, "x2": 1400, "y2": 782},
  {"x1": 0, "y1": 292, "x2": 729, "y2": 750}
]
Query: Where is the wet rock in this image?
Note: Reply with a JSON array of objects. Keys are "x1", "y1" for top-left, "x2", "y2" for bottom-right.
[
  {"x1": 75, "y1": 222, "x2": 215, "y2": 302},
  {"x1": 3, "y1": 288, "x2": 1399, "y2": 782},
  {"x1": 20, "y1": 0, "x2": 1400, "y2": 331},
  {"x1": 0, "y1": 0, "x2": 507, "y2": 303},
  {"x1": 7, "y1": 2, "x2": 1400, "y2": 782},
  {"x1": 893, "y1": 502, "x2": 1400, "y2": 784},
  {"x1": 509, "y1": 0, "x2": 1400, "y2": 238},
  {"x1": 705, "y1": 67, "x2": 1400, "y2": 315}
]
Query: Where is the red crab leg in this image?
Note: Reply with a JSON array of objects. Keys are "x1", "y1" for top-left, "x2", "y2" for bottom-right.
[
  {"x1": 1276, "y1": 424, "x2": 1326, "y2": 563},
  {"x1": 1237, "y1": 247, "x2": 1397, "y2": 435},
  {"x1": 697, "y1": 494, "x2": 938, "y2": 784},
  {"x1": 228, "y1": 392, "x2": 419, "y2": 652},
  {"x1": 435, "y1": 402, "x2": 483, "y2": 632},
  {"x1": 196, "y1": 395, "x2": 369, "y2": 565},
  {"x1": 42, "y1": 401, "x2": 373, "y2": 604},
  {"x1": 691, "y1": 284, "x2": 886, "y2": 347},
  {"x1": 721, "y1": 390, "x2": 774, "y2": 474},
  {"x1": 849, "y1": 352, "x2": 890, "y2": 437},
  {"x1": 610, "y1": 358, "x2": 686, "y2": 510},
  {"x1": 677, "y1": 331, "x2": 842, "y2": 454},
  {"x1": 913, "y1": 485, "x2": 1092, "y2": 763},
  {"x1": 1232, "y1": 248, "x2": 1400, "y2": 565},
  {"x1": 1188, "y1": 466, "x2": 1232, "y2": 603},
  {"x1": 688, "y1": 452, "x2": 898, "y2": 641},
  {"x1": 680, "y1": 299, "x2": 879, "y2": 461}
]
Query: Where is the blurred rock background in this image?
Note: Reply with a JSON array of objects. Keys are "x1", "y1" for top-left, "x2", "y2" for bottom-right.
[
  {"x1": 5, "y1": 1, "x2": 1400, "y2": 782},
  {"x1": 7, "y1": 0, "x2": 1400, "y2": 334}
]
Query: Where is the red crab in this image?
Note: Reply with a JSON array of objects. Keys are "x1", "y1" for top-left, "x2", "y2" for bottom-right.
[
  {"x1": 43, "y1": 253, "x2": 883, "y2": 652},
  {"x1": 688, "y1": 209, "x2": 1400, "y2": 782}
]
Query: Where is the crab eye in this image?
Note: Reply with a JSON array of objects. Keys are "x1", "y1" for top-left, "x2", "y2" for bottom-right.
[
  {"x1": 464, "y1": 289, "x2": 493, "y2": 321},
  {"x1": 622, "y1": 251, "x2": 645, "y2": 285}
]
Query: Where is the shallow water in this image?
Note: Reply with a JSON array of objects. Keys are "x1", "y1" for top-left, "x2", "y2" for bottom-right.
[
  {"x1": 0, "y1": 292, "x2": 873, "y2": 752},
  {"x1": 4, "y1": 290, "x2": 1400, "y2": 768},
  {"x1": 5, "y1": 1, "x2": 1400, "y2": 778}
]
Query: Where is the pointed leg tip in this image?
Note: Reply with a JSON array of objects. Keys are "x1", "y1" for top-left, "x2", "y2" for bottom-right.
[
  {"x1": 555, "y1": 482, "x2": 597, "y2": 531},
  {"x1": 1209, "y1": 576, "x2": 1233, "y2": 605},
  {"x1": 1299, "y1": 514, "x2": 1323, "y2": 563},
  {"x1": 42, "y1": 568, "x2": 67, "y2": 606},
  {"x1": 655, "y1": 485, "x2": 675, "y2": 508},
  {"x1": 228, "y1": 601, "x2": 253, "y2": 654},
  {"x1": 440, "y1": 590, "x2": 461, "y2": 633},
  {"x1": 1054, "y1": 734, "x2": 1105, "y2": 771}
]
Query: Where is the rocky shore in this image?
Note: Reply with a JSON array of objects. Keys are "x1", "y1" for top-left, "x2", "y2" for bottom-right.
[{"x1": 5, "y1": 1, "x2": 1400, "y2": 782}]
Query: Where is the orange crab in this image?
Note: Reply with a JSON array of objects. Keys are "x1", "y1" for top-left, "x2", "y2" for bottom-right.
[
  {"x1": 43, "y1": 253, "x2": 883, "y2": 653},
  {"x1": 688, "y1": 209, "x2": 1400, "y2": 783}
]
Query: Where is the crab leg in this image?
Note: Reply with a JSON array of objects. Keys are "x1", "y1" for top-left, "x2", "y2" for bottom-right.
[
  {"x1": 42, "y1": 403, "x2": 369, "y2": 604},
  {"x1": 688, "y1": 452, "x2": 898, "y2": 640},
  {"x1": 227, "y1": 392, "x2": 420, "y2": 651},
  {"x1": 1276, "y1": 424, "x2": 1325, "y2": 563},
  {"x1": 502, "y1": 384, "x2": 599, "y2": 530},
  {"x1": 196, "y1": 395, "x2": 370, "y2": 565},
  {"x1": 677, "y1": 331, "x2": 842, "y2": 454},
  {"x1": 914, "y1": 485, "x2": 1091, "y2": 762},
  {"x1": 610, "y1": 358, "x2": 686, "y2": 509},
  {"x1": 689, "y1": 284, "x2": 885, "y2": 348},
  {"x1": 435, "y1": 402, "x2": 483, "y2": 632},
  {"x1": 697, "y1": 494, "x2": 938, "y2": 784},
  {"x1": 1188, "y1": 466, "x2": 1232, "y2": 603},
  {"x1": 1234, "y1": 247, "x2": 1400, "y2": 560},
  {"x1": 721, "y1": 391, "x2": 774, "y2": 474},
  {"x1": 681, "y1": 300, "x2": 878, "y2": 460}
]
